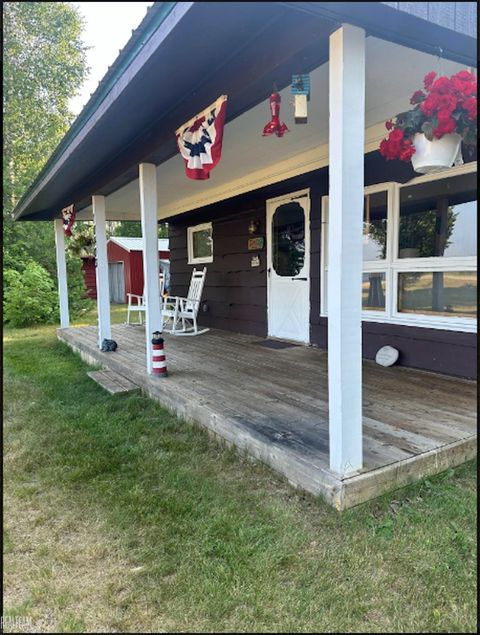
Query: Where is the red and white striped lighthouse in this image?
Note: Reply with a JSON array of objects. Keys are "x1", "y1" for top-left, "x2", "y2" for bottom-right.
[{"x1": 151, "y1": 331, "x2": 167, "y2": 377}]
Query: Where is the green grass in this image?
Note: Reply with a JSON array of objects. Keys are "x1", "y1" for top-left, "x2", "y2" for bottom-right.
[{"x1": 3, "y1": 318, "x2": 477, "y2": 633}]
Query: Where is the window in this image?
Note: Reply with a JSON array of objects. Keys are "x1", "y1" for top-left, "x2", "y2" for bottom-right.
[
  {"x1": 397, "y1": 271, "x2": 476, "y2": 318},
  {"x1": 272, "y1": 202, "x2": 306, "y2": 276},
  {"x1": 321, "y1": 164, "x2": 477, "y2": 332},
  {"x1": 187, "y1": 222, "x2": 213, "y2": 264}
]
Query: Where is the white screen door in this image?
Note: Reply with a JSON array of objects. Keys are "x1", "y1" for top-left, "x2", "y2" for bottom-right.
[{"x1": 267, "y1": 191, "x2": 310, "y2": 343}]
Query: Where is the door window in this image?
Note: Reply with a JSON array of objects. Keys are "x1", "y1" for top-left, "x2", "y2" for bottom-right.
[{"x1": 272, "y1": 202, "x2": 305, "y2": 276}]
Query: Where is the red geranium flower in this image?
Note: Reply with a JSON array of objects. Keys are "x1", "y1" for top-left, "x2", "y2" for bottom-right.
[
  {"x1": 389, "y1": 128, "x2": 404, "y2": 142},
  {"x1": 420, "y1": 92, "x2": 441, "y2": 116},
  {"x1": 410, "y1": 90, "x2": 425, "y2": 105},
  {"x1": 437, "y1": 108, "x2": 453, "y2": 122},
  {"x1": 431, "y1": 76, "x2": 451, "y2": 95},
  {"x1": 399, "y1": 144, "x2": 415, "y2": 161},
  {"x1": 424, "y1": 71, "x2": 436, "y2": 90},
  {"x1": 433, "y1": 117, "x2": 456, "y2": 138},
  {"x1": 380, "y1": 69, "x2": 477, "y2": 161},
  {"x1": 463, "y1": 97, "x2": 477, "y2": 121},
  {"x1": 455, "y1": 70, "x2": 476, "y2": 82}
]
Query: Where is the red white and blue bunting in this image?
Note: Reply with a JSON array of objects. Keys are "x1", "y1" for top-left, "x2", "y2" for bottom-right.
[
  {"x1": 176, "y1": 95, "x2": 228, "y2": 180},
  {"x1": 61, "y1": 204, "x2": 75, "y2": 237}
]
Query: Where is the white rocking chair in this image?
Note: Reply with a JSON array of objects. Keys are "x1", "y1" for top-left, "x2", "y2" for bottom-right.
[
  {"x1": 126, "y1": 272, "x2": 165, "y2": 325},
  {"x1": 162, "y1": 267, "x2": 208, "y2": 336}
]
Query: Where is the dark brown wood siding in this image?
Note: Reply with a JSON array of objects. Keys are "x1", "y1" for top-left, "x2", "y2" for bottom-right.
[{"x1": 168, "y1": 151, "x2": 476, "y2": 379}]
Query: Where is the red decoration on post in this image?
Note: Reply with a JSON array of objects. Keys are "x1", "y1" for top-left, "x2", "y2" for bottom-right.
[
  {"x1": 61, "y1": 204, "x2": 75, "y2": 237},
  {"x1": 262, "y1": 92, "x2": 289, "y2": 138}
]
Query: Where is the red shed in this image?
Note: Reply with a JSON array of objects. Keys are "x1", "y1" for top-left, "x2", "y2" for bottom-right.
[{"x1": 81, "y1": 237, "x2": 169, "y2": 303}]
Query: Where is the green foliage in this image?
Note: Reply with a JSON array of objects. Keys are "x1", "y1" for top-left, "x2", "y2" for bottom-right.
[
  {"x1": 67, "y1": 255, "x2": 93, "y2": 318},
  {"x1": 67, "y1": 223, "x2": 96, "y2": 258},
  {"x1": 368, "y1": 207, "x2": 457, "y2": 259},
  {"x1": 3, "y1": 221, "x2": 58, "y2": 278},
  {"x1": 3, "y1": 1, "x2": 89, "y2": 311},
  {"x1": 398, "y1": 207, "x2": 456, "y2": 255},
  {"x1": 3, "y1": 261, "x2": 59, "y2": 327},
  {"x1": 113, "y1": 221, "x2": 169, "y2": 238}
]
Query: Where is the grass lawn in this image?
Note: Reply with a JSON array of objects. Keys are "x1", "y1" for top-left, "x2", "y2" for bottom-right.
[{"x1": 3, "y1": 311, "x2": 477, "y2": 633}]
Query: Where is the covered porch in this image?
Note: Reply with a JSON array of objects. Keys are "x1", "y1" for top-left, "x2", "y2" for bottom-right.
[
  {"x1": 14, "y1": 2, "x2": 477, "y2": 507},
  {"x1": 58, "y1": 323, "x2": 476, "y2": 510}
]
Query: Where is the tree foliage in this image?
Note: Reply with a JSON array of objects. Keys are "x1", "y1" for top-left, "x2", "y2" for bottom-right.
[
  {"x1": 3, "y1": 261, "x2": 59, "y2": 327},
  {"x1": 3, "y1": 2, "x2": 89, "y2": 319},
  {"x1": 368, "y1": 208, "x2": 457, "y2": 259},
  {"x1": 3, "y1": 2, "x2": 88, "y2": 218},
  {"x1": 113, "y1": 221, "x2": 169, "y2": 239}
]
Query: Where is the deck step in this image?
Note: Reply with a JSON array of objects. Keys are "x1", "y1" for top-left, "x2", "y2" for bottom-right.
[{"x1": 87, "y1": 369, "x2": 140, "y2": 394}]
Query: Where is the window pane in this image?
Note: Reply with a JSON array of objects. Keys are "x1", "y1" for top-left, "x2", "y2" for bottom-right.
[
  {"x1": 362, "y1": 272, "x2": 386, "y2": 311},
  {"x1": 399, "y1": 172, "x2": 477, "y2": 258},
  {"x1": 192, "y1": 228, "x2": 212, "y2": 259},
  {"x1": 398, "y1": 271, "x2": 477, "y2": 317},
  {"x1": 363, "y1": 191, "x2": 387, "y2": 261},
  {"x1": 272, "y1": 202, "x2": 305, "y2": 276}
]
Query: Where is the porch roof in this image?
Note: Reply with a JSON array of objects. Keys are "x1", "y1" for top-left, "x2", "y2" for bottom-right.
[{"x1": 13, "y1": 1, "x2": 477, "y2": 223}]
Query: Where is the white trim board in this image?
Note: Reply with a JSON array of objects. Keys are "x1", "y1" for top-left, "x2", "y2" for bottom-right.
[{"x1": 187, "y1": 222, "x2": 213, "y2": 264}]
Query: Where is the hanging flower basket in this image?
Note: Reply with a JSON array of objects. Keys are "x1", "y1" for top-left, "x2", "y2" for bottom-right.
[
  {"x1": 379, "y1": 70, "x2": 477, "y2": 174},
  {"x1": 410, "y1": 132, "x2": 463, "y2": 174}
]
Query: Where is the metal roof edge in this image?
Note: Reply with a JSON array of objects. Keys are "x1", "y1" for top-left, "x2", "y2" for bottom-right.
[
  {"x1": 108, "y1": 237, "x2": 170, "y2": 252},
  {"x1": 280, "y1": 2, "x2": 477, "y2": 64}
]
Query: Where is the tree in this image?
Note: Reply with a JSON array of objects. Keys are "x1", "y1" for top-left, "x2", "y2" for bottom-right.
[
  {"x1": 113, "y1": 221, "x2": 169, "y2": 239},
  {"x1": 3, "y1": 1, "x2": 88, "y2": 279},
  {"x1": 367, "y1": 205, "x2": 457, "y2": 259}
]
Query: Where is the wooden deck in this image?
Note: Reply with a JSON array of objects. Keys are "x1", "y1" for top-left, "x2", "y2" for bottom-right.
[{"x1": 58, "y1": 325, "x2": 477, "y2": 509}]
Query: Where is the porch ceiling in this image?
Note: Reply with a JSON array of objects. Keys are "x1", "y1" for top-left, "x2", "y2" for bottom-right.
[{"x1": 75, "y1": 37, "x2": 469, "y2": 222}]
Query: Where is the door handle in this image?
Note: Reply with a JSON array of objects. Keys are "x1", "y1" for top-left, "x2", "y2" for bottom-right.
[{"x1": 293, "y1": 277, "x2": 307, "y2": 281}]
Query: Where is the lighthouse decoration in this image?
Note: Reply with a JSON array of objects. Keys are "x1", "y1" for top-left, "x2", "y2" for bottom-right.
[{"x1": 262, "y1": 92, "x2": 289, "y2": 138}]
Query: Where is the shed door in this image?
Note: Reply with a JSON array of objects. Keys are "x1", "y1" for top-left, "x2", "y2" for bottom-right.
[
  {"x1": 267, "y1": 192, "x2": 310, "y2": 343},
  {"x1": 109, "y1": 262, "x2": 125, "y2": 304}
]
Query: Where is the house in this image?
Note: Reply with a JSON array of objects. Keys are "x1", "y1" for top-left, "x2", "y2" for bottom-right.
[
  {"x1": 81, "y1": 237, "x2": 170, "y2": 303},
  {"x1": 12, "y1": 2, "x2": 477, "y2": 508}
]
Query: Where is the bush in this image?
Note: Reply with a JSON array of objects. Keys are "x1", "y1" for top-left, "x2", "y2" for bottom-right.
[
  {"x1": 3, "y1": 261, "x2": 59, "y2": 327},
  {"x1": 67, "y1": 255, "x2": 94, "y2": 318}
]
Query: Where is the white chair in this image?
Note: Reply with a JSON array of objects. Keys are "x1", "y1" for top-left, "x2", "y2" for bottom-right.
[
  {"x1": 162, "y1": 267, "x2": 208, "y2": 336},
  {"x1": 126, "y1": 272, "x2": 165, "y2": 325}
]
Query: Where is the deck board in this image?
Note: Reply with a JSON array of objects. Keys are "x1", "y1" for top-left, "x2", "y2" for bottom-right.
[
  {"x1": 58, "y1": 324, "x2": 476, "y2": 509},
  {"x1": 87, "y1": 369, "x2": 140, "y2": 394}
]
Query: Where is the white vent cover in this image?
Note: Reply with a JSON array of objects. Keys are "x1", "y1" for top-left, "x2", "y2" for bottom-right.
[{"x1": 375, "y1": 346, "x2": 399, "y2": 367}]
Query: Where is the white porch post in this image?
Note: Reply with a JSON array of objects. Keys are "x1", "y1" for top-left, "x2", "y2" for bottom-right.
[
  {"x1": 327, "y1": 24, "x2": 365, "y2": 475},
  {"x1": 92, "y1": 194, "x2": 111, "y2": 348},
  {"x1": 54, "y1": 218, "x2": 70, "y2": 328},
  {"x1": 139, "y1": 163, "x2": 162, "y2": 374}
]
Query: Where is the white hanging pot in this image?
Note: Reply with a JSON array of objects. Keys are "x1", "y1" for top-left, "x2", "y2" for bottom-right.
[{"x1": 411, "y1": 132, "x2": 463, "y2": 174}]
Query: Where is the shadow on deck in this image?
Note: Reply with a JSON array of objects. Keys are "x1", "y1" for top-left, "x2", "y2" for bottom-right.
[{"x1": 58, "y1": 324, "x2": 477, "y2": 510}]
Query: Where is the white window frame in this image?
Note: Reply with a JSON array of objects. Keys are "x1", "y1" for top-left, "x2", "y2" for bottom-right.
[
  {"x1": 187, "y1": 222, "x2": 213, "y2": 264},
  {"x1": 320, "y1": 162, "x2": 477, "y2": 333}
]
